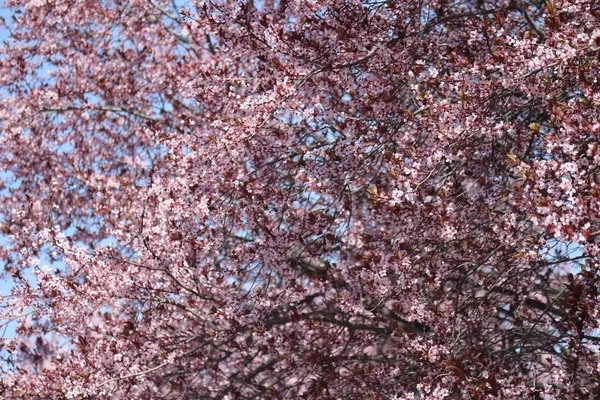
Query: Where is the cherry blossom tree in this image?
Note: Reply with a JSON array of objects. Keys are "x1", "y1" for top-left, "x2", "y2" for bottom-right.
[{"x1": 0, "y1": 0, "x2": 599, "y2": 398}]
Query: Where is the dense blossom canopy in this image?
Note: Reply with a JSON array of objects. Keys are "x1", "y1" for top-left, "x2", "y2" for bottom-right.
[{"x1": 0, "y1": 0, "x2": 599, "y2": 398}]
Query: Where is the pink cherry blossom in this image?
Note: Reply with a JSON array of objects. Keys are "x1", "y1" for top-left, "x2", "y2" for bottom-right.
[{"x1": 0, "y1": 0, "x2": 598, "y2": 398}]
